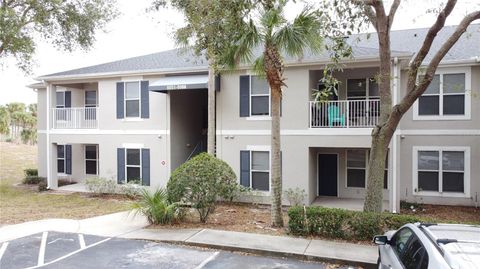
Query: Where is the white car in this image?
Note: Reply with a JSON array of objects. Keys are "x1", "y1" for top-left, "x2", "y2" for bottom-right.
[{"x1": 374, "y1": 223, "x2": 480, "y2": 269}]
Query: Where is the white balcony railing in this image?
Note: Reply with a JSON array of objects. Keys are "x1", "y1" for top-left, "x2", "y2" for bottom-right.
[
  {"x1": 52, "y1": 107, "x2": 98, "y2": 129},
  {"x1": 309, "y1": 99, "x2": 380, "y2": 128}
]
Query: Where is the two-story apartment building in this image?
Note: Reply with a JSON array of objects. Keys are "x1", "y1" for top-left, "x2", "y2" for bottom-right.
[{"x1": 31, "y1": 25, "x2": 480, "y2": 212}]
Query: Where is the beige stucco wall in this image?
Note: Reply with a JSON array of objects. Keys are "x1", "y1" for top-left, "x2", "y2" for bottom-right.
[
  {"x1": 49, "y1": 133, "x2": 169, "y2": 188},
  {"x1": 398, "y1": 66, "x2": 480, "y2": 130},
  {"x1": 399, "y1": 135, "x2": 479, "y2": 206}
]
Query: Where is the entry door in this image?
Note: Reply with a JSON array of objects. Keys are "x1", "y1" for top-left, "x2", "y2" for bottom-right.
[{"x1": 318, "y1": 154, "x2": 338, "y2": 196}]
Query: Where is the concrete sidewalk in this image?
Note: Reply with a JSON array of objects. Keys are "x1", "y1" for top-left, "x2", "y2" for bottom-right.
[
  {"x1": 121, "y1": 228, "x2": 377, "y2": 267},
  {"x1": 0, "y1": 211, "x2": 377, "y2": 267}
]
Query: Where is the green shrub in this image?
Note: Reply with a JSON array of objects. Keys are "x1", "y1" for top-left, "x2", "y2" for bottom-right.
[
  {"x1": 288, "y1": 206, "x2": 424, "y2": 241},
  {"x1": 307, "y1": 207, "x2": 351, "y2": 239},
  {"x1": 24, "y1": 168, "x2": 38, "y2": 177},
  {"x1": 132, "y1": 188, "x2": 184, "y2": 225},
  {"x1": 119, "y1": 180, "x2": 142, "y2": 198},
  {"x1": 38, "y1": 181, "x2": 48, "y2": 192},
  {"x1": 22, "y1": 176, "x2": 45, "y2": 185},
  {"x1": 287, "y1": 206, "x2": 307, "y2": 235},
  {"x1": 167, "y1": 153, "x2": 238, "y2": 223},
  {"x1": 348, "y1": 212, "x2": 383, "y2": 241},
  {"x1": 85, "y1": 177, "x2": 118, "y2": 194}
]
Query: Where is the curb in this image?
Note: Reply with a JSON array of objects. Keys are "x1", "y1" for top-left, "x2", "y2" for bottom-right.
[{"x1": 142, "y1": 238, "x2": 377, "y2": 269}]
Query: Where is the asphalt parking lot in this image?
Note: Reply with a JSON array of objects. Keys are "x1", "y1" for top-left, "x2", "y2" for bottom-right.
[{"x1": 0, "y1": 231, "x2": 357, "y2": 269}]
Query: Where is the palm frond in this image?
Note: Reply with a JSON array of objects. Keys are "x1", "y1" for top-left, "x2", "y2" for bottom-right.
[
  {"x1": 221, "y1": 19, "x2": 261, "y2": 70},
  {"x1": 252, "y1": 55, "x2": 266, "y2": 77},
  {"x1": 273, "y1": 7, "x2": 323, "y2": 58}
]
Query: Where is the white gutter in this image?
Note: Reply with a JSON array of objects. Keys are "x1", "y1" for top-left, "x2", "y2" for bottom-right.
[
  {"x1": 391, "y1": 57, "x2": 400, "y2": 213},
  {"x1": 45, "y1": 82, "x2": 51, "y2": 189}
]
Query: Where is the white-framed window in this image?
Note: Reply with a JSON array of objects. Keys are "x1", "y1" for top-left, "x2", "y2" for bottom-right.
[
  {"x1": 250, "y1": 76, "x2": 270, "y2": 117},
  {"x1": 413, "y1": 146, "x2": 470, "y2": 197},
  {"x1": 414, "y1": 67, "x2": 471, "y2": 120},
  {"x1": 346, "y1": 78, "x2": 379, "y2": 100},
  {"x1": 85, "y1": 145, "x2": 98, "y2": 175},
  {"x1": 57, "y1": 144, "x2": 66, "y2": 174},
  {"x1": 125, "y1": 148, "x2": 142, "y2": 183},
  {"x1": 85, "y1": 91, "x2": 97, "y2": 120},
  {"x1": 124, "y1": 81, "x2": 141, "y2": 118},
  {"x1": 346, "y1": 149, "x2": 388, "y2": 189},
  {"x1": 56, "y1": 91, "x2": 66, "y2": 108},
  {"x1": 250, "y1": 151, "x2": 270, "y2": 191}
]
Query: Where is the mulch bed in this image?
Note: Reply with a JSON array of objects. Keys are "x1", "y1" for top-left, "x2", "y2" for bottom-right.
[{"x1": 401, "y1": 203, "x2": 480, "y2": 224}]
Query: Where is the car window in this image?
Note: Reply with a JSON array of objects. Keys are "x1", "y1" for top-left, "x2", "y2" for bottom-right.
[
  {"x1": 392, "y1": 228, "x2": 413, "y2": 256},
  {"x1": 401, "y1": 236, "x2": 429, "y2": 269}
]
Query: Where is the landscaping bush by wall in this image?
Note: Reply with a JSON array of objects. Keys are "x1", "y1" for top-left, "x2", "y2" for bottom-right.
[{"x1": 288, "y1": 206, "x2": 422, "y2": 241}]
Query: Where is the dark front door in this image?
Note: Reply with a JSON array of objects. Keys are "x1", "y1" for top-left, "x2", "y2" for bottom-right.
[{"x1": 318, "y1": 154, "x2": 338, "y2": 196}]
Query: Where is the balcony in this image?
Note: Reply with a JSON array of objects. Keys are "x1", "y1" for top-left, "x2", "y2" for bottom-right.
[
  {"x1": 52, "y1": 107, "x2": 98, "y2": 129},
  {"x1": 309, "y1": 99, "x2": 380, "y2": 128}
]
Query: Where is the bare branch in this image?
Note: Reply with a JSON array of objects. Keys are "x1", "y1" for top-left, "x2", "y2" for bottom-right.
[
  {"x1": 387, "y1": 0, "x2": 401, "y2": 29},
  {"x1": 408, "y1": 0, "x2": 457, "y2": 72},
  {"x1": 393, "y1": 9, "x2": 480, "y2": 120}
]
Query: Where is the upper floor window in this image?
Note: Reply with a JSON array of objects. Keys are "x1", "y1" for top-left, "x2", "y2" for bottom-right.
[
  {"x1": 414, "y1": 147, "x2": 470, "y2": 197},
  {"x1": 85, "y1": 91, "x2": 97, "y2": 107},
  {"x1": 125, "y1": 82, "x2": 141, "y2": 118},
  {"x1": 347, "y1": 78, "x2": 379, "y2": 100},
  {"x1": 414, "y1": 68, "x2": 471, "y2": 120},
  {"x1": 250, "y1": 76, "x2": 270, "y2": 116},
  {"x1": 240, "y1": 75, "x2": 274, "y2": 118},
  {"x1": 56, "y1": 92, "x2": 66, "y2": 108}
]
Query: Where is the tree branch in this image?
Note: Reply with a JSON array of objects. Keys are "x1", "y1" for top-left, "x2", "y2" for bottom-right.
[
  {"x1": 387, "y1": 0, "x2": 401, "y2": 30},
  {"x1": 352, "y1": 0, "x2": 378, "y2": 30},
  {"x1": 393, "y1": 9, "x2": 480, "y2": 119},
  {"x1": 408, "y1": 0, "x2": 457, "y2": 73}
]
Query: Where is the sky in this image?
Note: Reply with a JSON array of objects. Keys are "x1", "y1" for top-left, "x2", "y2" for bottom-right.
[{"x1": 0, "y1": 0, "x2": 477, "y2": 105}]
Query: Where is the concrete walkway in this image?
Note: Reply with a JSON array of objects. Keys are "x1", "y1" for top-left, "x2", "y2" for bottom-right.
[{"x1": 0, "y1": 211, "x2": 377, "y2": 267}]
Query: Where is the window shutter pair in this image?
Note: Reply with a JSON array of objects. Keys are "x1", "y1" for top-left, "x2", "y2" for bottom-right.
[
  {"x1": 116, "y1": 148, "x2": 150, "y2": 186},
  {"x1": 116, "y1": 81, "x2": 150, "y2": 119},
  {"x1": 239, "y1": 150, "x2": 282, "y2": 188},
  {"x1": 239, "y1": 75, "x2": 282, "y2": 117},
  {"x1": 65, "y1": 145, "x2": 72, "y2": 175}
]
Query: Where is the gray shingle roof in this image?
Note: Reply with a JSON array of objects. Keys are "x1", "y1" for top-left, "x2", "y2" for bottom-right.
[{"x1": 39, "y1": 24, "x2": 479, "y2": 79}]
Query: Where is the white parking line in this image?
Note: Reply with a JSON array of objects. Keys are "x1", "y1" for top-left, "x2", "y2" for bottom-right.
[
  {"x1": 194, "y1": 251, "x2": 220, "y2": 269},
  {"x1": 0, "y1": 242, "x2": 9, "y2": 262},
  {"x1": 37, "y1": 232, "x2": 48, "y2": 266},
  {"x1": 78, "y1": 234, "x2": 86, "y2": 249},
  {"x1": 25, "y1": 237, "x2": 111, "y2": 269}
]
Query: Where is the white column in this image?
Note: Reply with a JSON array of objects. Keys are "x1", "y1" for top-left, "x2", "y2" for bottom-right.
[{"x1": 390, "y1": 57, "x2": 401, "y2": 213}]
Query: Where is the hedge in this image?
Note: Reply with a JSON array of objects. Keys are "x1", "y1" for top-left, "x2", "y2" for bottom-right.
[{"x1": 288, "y1": 206, "x2": 421, "y2": 241}]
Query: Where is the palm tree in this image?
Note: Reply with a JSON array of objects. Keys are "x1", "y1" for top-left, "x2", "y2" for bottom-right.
[{"x1": 223, "y1": 0, "x2": 323, "y2": 227}]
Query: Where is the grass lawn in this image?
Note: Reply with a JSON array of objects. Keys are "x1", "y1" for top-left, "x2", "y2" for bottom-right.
[{"x1": 0, "y1": 142, "x2": 132, "y2": 225}]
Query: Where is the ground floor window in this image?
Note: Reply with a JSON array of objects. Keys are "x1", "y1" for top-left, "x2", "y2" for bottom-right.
[
  {"x1": 346, "y1": 149, "x2": 388, "y2": 189},
  {"x1": 125, "y1": 148, "x2": 141, "y2": 183},
  {"x1": 85, "y1": 145, "x2": 98, "y2": 175},
  {"x1": 251, "y1": 151, "x2": 270, "y2": 191},
  {"x1": 416, "y1": 148, "x2": 467, "y2": 194},
  {"x1": 57, "y1": 145, "x2": 65, "y2": 173}
]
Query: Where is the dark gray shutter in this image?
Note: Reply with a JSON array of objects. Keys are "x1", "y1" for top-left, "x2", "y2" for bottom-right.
[
  {"x1": 117, "y1": 148, "x2": 125, "y2": 184},
  {"x1": 240, "y1": 150, "x2": 250, "y2": 187},
  {"x1": 239, "y1": 75, "x2": 250, "y2": 117},
  {"x1": 141, "y1": 80, "x2": 149, "y2": 119},
  {"x1": 65, "y1": 145, "x2": 72, "y2": 175},
  {"x1": 65, "y1": 91, "x2": 72, "y2": 108},
  {"x1": 116, "y1": 82, "x2": 124, "y2": 119},
  {"x1": 141, "y1": 148, "x2": 150, "y2": 186},
  {"x1": 215, "y1": 74, "x2": 221, "y2": 92}
]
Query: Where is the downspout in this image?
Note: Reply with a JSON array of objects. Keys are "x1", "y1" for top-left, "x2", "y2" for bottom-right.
[
  {"x1": 392, "y1": 57, "x2": 399, "y2": 213},
  {"x1": 45, "y1": 81, "x2": 51, "y2": 189}
]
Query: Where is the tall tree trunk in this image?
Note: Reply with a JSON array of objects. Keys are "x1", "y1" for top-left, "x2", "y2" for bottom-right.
[
  {"x1": 364, "y1": 12, "x2": 392, "y2": 212},
  {"x1": 264, "y1": 45, "x2": 284, "y2": 227},
  {"x1": 207, "y1": 65, "x2": 216, "y2": 155},
  {"x1": 270, "y1": 85, "x2": 283, "y2": 227}
]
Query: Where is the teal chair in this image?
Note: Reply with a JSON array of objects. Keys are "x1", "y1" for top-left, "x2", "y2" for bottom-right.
[{"x1": 327, "y1": 104, "x2": 346, "y2": 127}]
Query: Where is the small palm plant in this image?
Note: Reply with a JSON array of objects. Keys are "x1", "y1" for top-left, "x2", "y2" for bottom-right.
[{"x1": 132, "y1": 188, "x2": 184, "y2": 225}]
